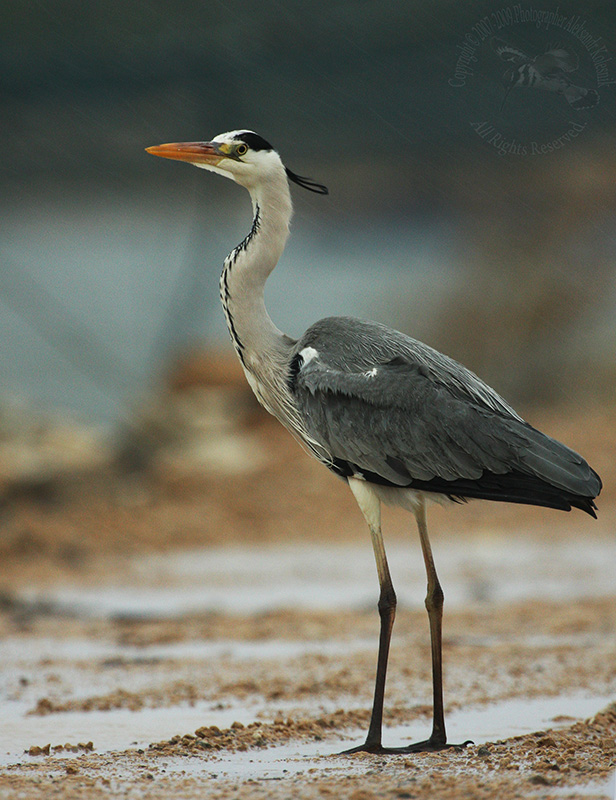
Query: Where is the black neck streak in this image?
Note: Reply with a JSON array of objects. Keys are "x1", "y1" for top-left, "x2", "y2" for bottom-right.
[
  {"x1": 230, "y1": 204, "x2": 261, "y2": 265},
  {"x1": 220, "y1": 205, "x2": 262, "y2": 368}
]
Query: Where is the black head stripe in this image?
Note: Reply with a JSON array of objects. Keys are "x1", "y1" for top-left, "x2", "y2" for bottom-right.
[
  {"x1": 234, "y1": 132, "x2": 273, "y2": 151},
  {"x1": 285, "y1": 168, "x2": 329, "y2": 195}
]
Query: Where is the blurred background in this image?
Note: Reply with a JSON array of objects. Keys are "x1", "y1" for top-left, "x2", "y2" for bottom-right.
[{"x1": 1, "y1": 0, "x2": 615, "y2": 506}]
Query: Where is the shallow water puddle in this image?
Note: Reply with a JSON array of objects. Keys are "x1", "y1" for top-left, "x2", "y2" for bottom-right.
[
  {"x1": 157, "y1": 693, "x2": 616, "y2": 780},
  {"x1": 542, "y1": 776, "x2": 616, "y2": 798},
  {"x1": 381, "y1": 693, "x2": 615, "y2": 751},
  {"x1": 0, "y1": 701, "x2": 256, "y2": 767},
  {"x1": 2, "y1": 634, "x2": 371, "y2": 667},
  {"x1": 15, "y1": 537, "x2": 616, "y2": 619},
  {"x1": 3, "y1": 537, "x2": 614, "y2": 792},
  {"x1": 1, "y1": 692, "x2": 612, "y2": 772}
]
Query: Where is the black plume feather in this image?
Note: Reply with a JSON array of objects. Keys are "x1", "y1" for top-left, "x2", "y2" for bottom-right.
[{"x1": 285, "y1": 168, "x2": 329, "y2": 195}]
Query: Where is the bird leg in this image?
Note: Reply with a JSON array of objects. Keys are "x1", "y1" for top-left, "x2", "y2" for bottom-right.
[
  {"x1": 403, "y1": 498, "x2": 472, "y2": 753},
  {"x1": 342, "y1": 485, "x2": 471, "y2": 755},
  {"x1": 412, "y1": 498, "x2": 448, "y2": 748},
  {"x1": 343, "y1": 478, "x2": 396, "y2": 754}
]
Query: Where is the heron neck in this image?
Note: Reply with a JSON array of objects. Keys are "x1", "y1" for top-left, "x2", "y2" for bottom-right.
[{"x1": 219, "y1": 173, "x2": 293, "y2": 369}]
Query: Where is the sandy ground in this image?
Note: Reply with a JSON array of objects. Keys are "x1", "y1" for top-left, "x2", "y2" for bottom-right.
[{"x1": 0, "y1": 396, "x2": 615, "y2": 799}]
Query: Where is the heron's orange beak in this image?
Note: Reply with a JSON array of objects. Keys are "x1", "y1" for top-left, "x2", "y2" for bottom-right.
[{"x1": 145, "y1": 141, "x2": 224, "y2": 165}]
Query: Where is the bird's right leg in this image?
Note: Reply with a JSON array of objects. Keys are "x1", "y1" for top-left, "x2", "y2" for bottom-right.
[
  {"x1": 398, "y1": 497, "x2": 471, "y2": 753},
  {"x1": 342, "y1": 478, "x2": 396, "y2": 754}
]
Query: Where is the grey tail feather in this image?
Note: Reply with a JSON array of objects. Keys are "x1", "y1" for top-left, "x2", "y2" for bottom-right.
[
  {"x1": 407, "y1": 470, "x2": 601, "y2": 517},
  {"x1": 329, "y1": 420, "x2": 602, "y2": 518},
  {"x1": 330, "y1": 458, "x2": 600, "y2": 517},
  {"x1": 517, "y1": 422, "x2": 602, "y2": 500}
]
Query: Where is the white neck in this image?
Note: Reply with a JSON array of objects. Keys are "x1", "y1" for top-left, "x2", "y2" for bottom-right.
[
  {"x1": 219, "y1": 168, "x2": 293, "y2": 371},
  {"x1": 217, "y1": 161, "x2": 329, "y2": 461}
]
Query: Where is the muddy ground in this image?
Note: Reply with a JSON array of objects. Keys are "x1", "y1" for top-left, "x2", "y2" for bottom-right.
[{"x1": 0, "y1": 391, "x2": 614, "y2": 799}]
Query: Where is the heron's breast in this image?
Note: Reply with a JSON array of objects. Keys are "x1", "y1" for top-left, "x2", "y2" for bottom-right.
[
  {"x1": 241, "y1": 355, "x2": 330, "y2": 465},
  {"x1": 243, "y1": 368, "x2": 270, "y2": 410},
  {"x1": 242, "y1": 362, "x2": 289, "y2": 423}
]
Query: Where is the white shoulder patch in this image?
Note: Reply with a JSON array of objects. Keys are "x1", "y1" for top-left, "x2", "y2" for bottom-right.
[
  {"x1": 364, "y1": 367, "x2": 378, "y2": 378},
  {"x1": 299, "y1": 346, "x2": 319, "y2": 366}
]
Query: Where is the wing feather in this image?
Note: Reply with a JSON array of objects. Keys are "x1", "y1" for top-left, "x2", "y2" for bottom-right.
[
  {"x1": 296, "y1": 352, "x2": 521, "y2": 483},
  {"x1": 291, "y1": 318, "x2": 601, "y2": 500}
]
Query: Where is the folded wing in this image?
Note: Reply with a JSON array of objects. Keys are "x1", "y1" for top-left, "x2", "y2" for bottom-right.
[{"x1": 290, "y1": 319, "x2": 601, "y2": 515}]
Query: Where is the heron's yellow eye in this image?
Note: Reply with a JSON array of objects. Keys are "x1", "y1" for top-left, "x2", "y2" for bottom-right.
[{"x1": 236, "y1": 143, "x2": 248, "y2": 157}]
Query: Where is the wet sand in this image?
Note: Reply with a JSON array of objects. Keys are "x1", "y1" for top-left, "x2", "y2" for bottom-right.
[{"x1": 0, "y1": 405, "x2": 615, "y2": 798}]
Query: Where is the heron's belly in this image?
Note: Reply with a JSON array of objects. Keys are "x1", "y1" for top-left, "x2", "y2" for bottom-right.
[{"x1": 373, "y1": 483, "x2": 456, "y2": 512}]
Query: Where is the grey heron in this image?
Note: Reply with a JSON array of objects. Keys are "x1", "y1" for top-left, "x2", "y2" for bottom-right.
[{"x1": 146, "y1": 130, "x2": 602, "y2": 754}]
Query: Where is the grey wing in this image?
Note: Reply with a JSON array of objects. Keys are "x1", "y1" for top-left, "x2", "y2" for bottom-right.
[
  {"x1": 290, "y1": 320, "x2": 600, "y2": 500},
  {"x1": 293, "y1": 353, "x2": 515, "y2": 484},
  {"x1": 295, "y1": 316, "x2": 522, "y2": 420}
]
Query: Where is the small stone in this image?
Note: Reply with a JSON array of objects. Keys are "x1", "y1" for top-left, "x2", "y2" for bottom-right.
[
  {"x1": 26, "y1": 744, "x2": 50, "y2": 756},
  {"x1": 529, "y1": 774, "x2": 552, "y2": 786},
  {"x1": 535, "y1": 736, "x2": 557, "y2": 748}
]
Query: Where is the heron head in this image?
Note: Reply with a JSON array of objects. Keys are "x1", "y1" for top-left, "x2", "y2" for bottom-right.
[{"x1": 146, "y1": 130, "x2": 327, "y2": 194}]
